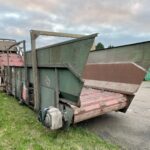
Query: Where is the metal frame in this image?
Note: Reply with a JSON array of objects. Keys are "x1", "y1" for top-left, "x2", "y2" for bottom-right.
[
  {"x1": 5, "y1": 40, "x2": 26, "y2": 93},
  {"x1": 30, "y1": 30, "x2": 85, "y2": 111}
]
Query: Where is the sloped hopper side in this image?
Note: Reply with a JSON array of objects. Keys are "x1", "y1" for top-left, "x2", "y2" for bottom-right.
[
  {"x1": 71, "y1": 62, "x2": 146, "y2": 123},
  {"x1": 25, "y1": 34, "x2": 98, "y2": 110}
]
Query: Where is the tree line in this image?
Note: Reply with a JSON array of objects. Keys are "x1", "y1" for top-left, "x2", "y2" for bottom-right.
[{"x1": 96, "y1": 42, "x2": 114, "y2": 50}]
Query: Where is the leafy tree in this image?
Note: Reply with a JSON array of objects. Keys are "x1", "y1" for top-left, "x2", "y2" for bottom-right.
[
  {"x1": 96, "y1": 42, "x2": 104, "y2": 50},
  {"x1": 107, "y1": 45, "x2": 114, "y2": 49}
]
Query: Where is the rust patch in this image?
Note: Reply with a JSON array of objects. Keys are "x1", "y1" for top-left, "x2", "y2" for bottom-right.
[{"x1": 72, "y1": 87, "x2": 128, "y2": 123}]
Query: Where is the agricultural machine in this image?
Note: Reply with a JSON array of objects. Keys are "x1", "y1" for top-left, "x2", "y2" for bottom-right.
[
  {"x1": 2, "y1": 30, "x2": 146, "y2": 130},
  {"x1": 0, "y1": 39, "x2": 24, "y2": 90}
]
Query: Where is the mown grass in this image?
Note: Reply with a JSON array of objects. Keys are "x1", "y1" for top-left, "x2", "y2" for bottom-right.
[{"x1": 0, "y1": 92, "x2": 120, "y2": 150}]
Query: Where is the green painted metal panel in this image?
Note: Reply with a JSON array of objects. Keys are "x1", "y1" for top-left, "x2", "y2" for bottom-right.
[
  {"x1": 15, "y1": 68, "x2": 22, "y2": 98},
  {"x1": 40, "y1": 86, "x2": 55, "y2": 109},
  {"x1": 39, "y1": 68, "x2": 84, "y2": 109},
  {"x1": 39, "y1": 68, "x2": 56, "y2": 109},
  {"x1": 8, "y1": 35, "x2": 97, "y2": 110},
  {"x1": 11, "y1": 67, "x2": 16, "y2": 96},
  {"x1": 28, "y1": 34, "x2": 97, "y2": 107},
  {"x1": 27, "y1": 34, "x2": 97, "y2": 76},
  {"x1": 39, "y1": 69, "x2": 56, "y2": 88},
  {"x1": 26, "y1": 52, "x2": 31, "y2": 66},
  {"x1": 59, "y1": 69, "x2": 83, "y2": 104},
  {"x1": 22, "y1": 69, "x2": 25, "y2": 81},
  {"x1": 28, "y1": 68, "x2": 33, "y2": 83},
  {"x1": 37, "y1": 50, "x2": 50, "y2": 66}
]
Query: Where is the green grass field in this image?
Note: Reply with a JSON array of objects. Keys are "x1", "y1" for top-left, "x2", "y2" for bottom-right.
[{"x1": 0, "y1": 92, "x2": 120, "y2": 150}]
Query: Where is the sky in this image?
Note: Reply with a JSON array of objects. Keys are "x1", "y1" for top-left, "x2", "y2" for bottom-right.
[{"x1": 0, "y1": 0, "x2": 150, "y2": 49}]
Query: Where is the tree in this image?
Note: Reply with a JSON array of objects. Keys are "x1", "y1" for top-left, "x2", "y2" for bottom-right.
[
  {"x1": 96, "y1": 42, "x2": 104, "y2": 50},
  {"x1": 107, "y1": 45, "x2": 114, "y2": 49}
]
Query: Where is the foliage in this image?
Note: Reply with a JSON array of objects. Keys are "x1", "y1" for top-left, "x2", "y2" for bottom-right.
[
  {"x1": 96, "y1": 42, "x2": 105, "y2": 50},
  {"x1": 0, "y1": 92, "x2": 120, "y2": 150},
  {"x1": 107, "y1": 45, "x2": 114, "y2": 49}
]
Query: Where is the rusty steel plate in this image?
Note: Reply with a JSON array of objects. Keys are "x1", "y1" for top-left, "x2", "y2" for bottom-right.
[
  {"x1": 0, "y1": 53, "x2": 24, "y2": 66},
  {"x1": 83, "y1": 62, "x2": 146, "y2": 85},
  {"x1": 71, "y1": 87, "x2": 128, "y2": 123}
]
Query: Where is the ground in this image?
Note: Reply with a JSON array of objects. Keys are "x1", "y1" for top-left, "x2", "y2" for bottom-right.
[
  {"x1": 80, "y1": 81, "x2": 150, "y2": 150},
  {"x1": 0, "y1": 92, "x2": 119, "y2": 150}
]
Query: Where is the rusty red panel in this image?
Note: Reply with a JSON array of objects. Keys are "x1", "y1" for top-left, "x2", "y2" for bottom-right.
[
  {"x1": 83, "y1": 62, "x2": 146, "y2": 85},
  {"x1": 72, "y1": 87, "x2": 128, "y2": 123},
  {"x1": 0, "y1": 53, "x2": 24, "y2": 66}
]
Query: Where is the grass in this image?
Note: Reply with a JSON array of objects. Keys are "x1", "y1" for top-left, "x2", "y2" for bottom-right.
[{"x1": 0, "y1": 92, "x2": 120, "y2": 150}]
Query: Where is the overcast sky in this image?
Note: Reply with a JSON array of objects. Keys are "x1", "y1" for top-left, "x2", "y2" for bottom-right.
[{"x1": 0, "y1": 0, "x2": 150, "y2": 49}]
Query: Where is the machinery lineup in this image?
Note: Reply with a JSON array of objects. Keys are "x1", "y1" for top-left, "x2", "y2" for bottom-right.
[{"x1": 0, "y1": 30, "x2": 146, "y2": 130}]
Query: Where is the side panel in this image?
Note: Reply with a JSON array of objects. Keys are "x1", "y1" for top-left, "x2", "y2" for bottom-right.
[
  {"x1": 59, "y1": 69, "x2": 83, "y2": 104},
  {"x1": 15, "y1": 68, "x2": 22, "y2": 99},
  {"x1": 27, "y1": 34, "x2": 97, "y2": 106},
  {"x1": 39, "y1": 68, "x2": 83, "y2": 110},
  {"x1": 39, "y1": 68, "x2": 56, "y2": 109},
  {"x1": 83, "y1": 63, "x2": 146, "y2": 85},
  {"x1": 40, "y1": 87, "x2": 55, "y2": 109}
]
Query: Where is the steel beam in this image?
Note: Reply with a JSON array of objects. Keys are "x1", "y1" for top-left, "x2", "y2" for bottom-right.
[{"x1": 31, "y1": 30, "x2": 84, "y2": 39}]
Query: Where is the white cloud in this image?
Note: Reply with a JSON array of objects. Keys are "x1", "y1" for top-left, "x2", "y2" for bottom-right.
[
  {"x1": 0, "y1": 0, "x2": 150, "y2": 48},
  {"x1": 4, "y1": 12, "x2": 20, "y2": 19}
]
